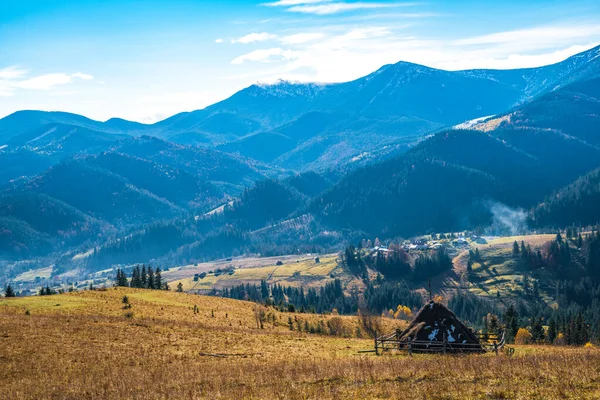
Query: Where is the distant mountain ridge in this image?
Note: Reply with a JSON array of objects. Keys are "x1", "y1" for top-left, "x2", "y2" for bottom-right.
[{"x1": 1, "y1": 45, "x2": 599, "y2": 172}]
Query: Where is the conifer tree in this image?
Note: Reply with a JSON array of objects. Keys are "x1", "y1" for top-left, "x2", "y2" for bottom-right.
[
  {"x1": 177, "y1": 282, "x2": 183, "y2": 292},
  {"x1": 532, "y1": 279, "x2": 540, "y2": 299},
  {"x1": 131, "y1": 266, "x2": 142, "y2": 288},
  {"x1": 512, "y1": 241, "x2": 520, "y2": 257},
  {"x1": 154, "y1": 268, "x2": 162, "y2": 290},
  {"x1": 531, "y1": 317, "x2": 545, "y2": 343},
  {"x1": 115, "y1": 269, "x2": 129, "y2": 287},
  {"x1": 503, "y1": 304, "x2": 519, "y2": 338},
  {"x1": 141, "y1": 265, "x2": 147, "y2": 288},
  {"x1": 547, "y1": 318, "x2": 557, "y2": 344},
  {"x1": 147, "y1": 267, "x2": 155, "y2": 289},
  {"x1": 4, "y1": 284, "x2": 16, "y2": 298}
]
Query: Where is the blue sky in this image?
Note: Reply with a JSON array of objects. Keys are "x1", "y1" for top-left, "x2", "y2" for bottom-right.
[{"x1": 1, "y1": 0, "x2": 599, "y2": 122}]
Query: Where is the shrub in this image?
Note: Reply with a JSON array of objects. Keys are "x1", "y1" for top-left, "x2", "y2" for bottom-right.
[
  {"x1": 327, "y1": 317, "x2": 346, "y2": 336},
  {"x1": 515, "y1": 328, "x2": 533, "y2": 345},
  {"x1": 584, "y1": 342, "x2": 595, "y2": 348}
]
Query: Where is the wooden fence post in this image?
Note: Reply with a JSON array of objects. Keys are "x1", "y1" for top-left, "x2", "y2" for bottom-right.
[
  {"x1": 443, "y1": 333, "x2": 447, "y2": 355},
  {"x1": 408, "y1": 338, "x2": 413, "y2": 357},
  {"x1": 374, "y1": 332, "x2": 379, "y2": 356},
  {"x1": 493, "y1": 341, "x2": 498, "y2": 356}
]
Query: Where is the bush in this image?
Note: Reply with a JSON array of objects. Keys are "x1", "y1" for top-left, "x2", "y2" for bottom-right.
[
  {"x1": 327, "y1": 316, "x2": 346, "y2": 336},
  {"x1": 515, "y1": 328, "x2": 533, "y2": 345}
]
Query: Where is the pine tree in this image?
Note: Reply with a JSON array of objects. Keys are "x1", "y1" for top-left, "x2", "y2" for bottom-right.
[
  {"x1": 547, "y1": 318, "x2": 557, "y2": 344},
  {"x1": 131, "y1": 266, "x2": 141, "y2": 288},
  {"x1": 260, "y1": 279, "x2": 269, "y2": 300},
  {"x1": 154, "y1": 268, "x2": 162, "y2": 290},
  {"x1": 531, "y1": 317, "x2": 545, "y2": 343},
  {"x1": 532, "y1": 279, "x2": 540, "y2": 299},
  {"x1": 147, "y1": 267, "x2": 155, "y2": 289},
  {"x1": 177, "y1": 282, "x2": 183, "y2": 293},
  {"x1": 512, "y1": 241, "x2": 520, "y2": 257},
  {"x1": 115, "y1": 269, "x2": 128, "y2": 287},
  {"x1": 503, "y1": 304, "x2": 519, "y2": 339},
  {"x1": 577, "y1": 233, "x2": 583, "y2": 249},
  {"x1": 141, "y1": 265, "x2": 148, "y2": 288},
  {"x1": 4, "y1": 284, "x2": 16, "y2": 298}
]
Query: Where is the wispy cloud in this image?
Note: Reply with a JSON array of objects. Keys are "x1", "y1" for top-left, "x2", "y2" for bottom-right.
[
  {"x1": 288, "y1": 2, "x2": 408, "y2": 15},
  {"x1": 0, "y1": 68, "x2": 95, "y2": 95},
  {"x1": 231, "y1": 48, "x2": 299, "y2": 64},
  {"x1": 279, "y1": 32, "x2": 325, "y2": 44},
  {"x1": 232, "y1": 32, "x2": 278, "y2": 44},
  {"x1": 72, "y1": 72, "x2": 94, "y2": 80},
  {"x1": 228, "y1": 19, "x2": 600, "y2": 85},
  {"x1": 215, "y1": 38, "x2": 224, "y2": 43},
  {"x1": 454, "y1": 24, "x2": 600, "y2": 47},
  {"x1": 0, "y1": 66, "x2": 29, "y2": 80},
  {"x1": 261, "y1": 0, "x2": 418, "y2": 15},
  {"x1": 262, "y1": 0, "x2": 332, "y2": 6}
]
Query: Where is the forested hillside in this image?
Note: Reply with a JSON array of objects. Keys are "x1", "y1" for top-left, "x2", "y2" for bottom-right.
[
  {"x1": 531, "y1": 168, "x2": 600, "y2": 228},
  {"x1": 312, "y1": 77, "x2": 600, "y2": 238}
]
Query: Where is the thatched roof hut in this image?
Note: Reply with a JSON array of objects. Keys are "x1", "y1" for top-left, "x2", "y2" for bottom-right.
[{"x1": 397, "y1": 301, "x2": 484, "y2": 353}]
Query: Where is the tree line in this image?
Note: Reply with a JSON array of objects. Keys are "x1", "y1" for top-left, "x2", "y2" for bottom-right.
[{"x1": 115, "y1": 265, "x2": 168, "y2": 290}]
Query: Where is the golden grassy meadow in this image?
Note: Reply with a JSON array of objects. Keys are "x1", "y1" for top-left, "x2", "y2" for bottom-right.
[{"x1": 1, "y1": 288, "x2": 599, "y2": 399}]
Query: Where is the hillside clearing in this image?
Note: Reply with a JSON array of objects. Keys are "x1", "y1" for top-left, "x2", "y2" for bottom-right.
[{"x1": 166, "y1": 254, "x2": 351, "y2": 292}]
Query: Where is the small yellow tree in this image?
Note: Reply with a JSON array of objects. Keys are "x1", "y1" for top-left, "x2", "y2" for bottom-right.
[
  {"x1": 394, "y1": 305, "x2": 413, "y2": 320},
  {"x1": 515, "y1": 328, "x2": 533, "y2": 345}
]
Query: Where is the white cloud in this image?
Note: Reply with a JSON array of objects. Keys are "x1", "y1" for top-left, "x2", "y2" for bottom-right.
[
  {"x1": 454, "y1": 24, "x2": 600, "y2": 47},
  {"x1": 280, "y1": 32, "x2": 325, "y2": 44},
  {"x1": 231, "y1": 48, "x2": 299, "y2": 64},
  {"x1": 13, "y1": 73, "x2": 73, "y2": 90},
  {"x1": 0, "y1": 68, "x2": 95, "y2": 96},
  {"x1": 0, "y1": 66, "x2": 29, "y2": 80},
  {"x1": 262, "y1": 0, "x2": 331, "y2": 6},
  {"x1": 72, "y1": 72, "x2": 94, "y2": 80},
  {"x1": 232, "y1": 32, "x2": 278, "y2": 44},
  {"x1": 228, "y1": 20, "x2": 600, "y2": 86},
  {"x1": 215, "y1": 38, "x2": 224, "y2": 43},
  {"x1": 288, "y1": 2, "x2": 409, "y2": 15}
]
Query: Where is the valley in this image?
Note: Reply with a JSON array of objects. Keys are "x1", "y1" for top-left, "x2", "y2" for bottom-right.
[{"x1": 4, "y1": 2, "x2": 600, "y2": 399}]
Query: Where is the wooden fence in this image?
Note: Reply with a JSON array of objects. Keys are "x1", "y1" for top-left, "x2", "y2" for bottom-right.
[{"x1": 368, "y1": 329, "x2": 510, "y2": 356}]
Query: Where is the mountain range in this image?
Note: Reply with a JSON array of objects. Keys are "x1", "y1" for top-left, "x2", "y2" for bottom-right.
[{"x1": 1, "y1": 44, "x2": 599, "y2": 273}]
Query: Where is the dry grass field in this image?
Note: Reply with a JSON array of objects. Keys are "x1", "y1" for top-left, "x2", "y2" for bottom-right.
[{"x1": 1, "y1": 288, "x2": 600, "y2": 399}]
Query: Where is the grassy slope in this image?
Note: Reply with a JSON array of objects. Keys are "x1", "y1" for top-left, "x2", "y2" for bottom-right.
[
  {"x1": 451, "y1": 234, "x2": 558, "y2": 301},
  {"x1": 165, "y1": 254, "x2": 357, "y2": 293},
  {"x1": 1, "y1": 288, "x2": 599, "y2": 399}
]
